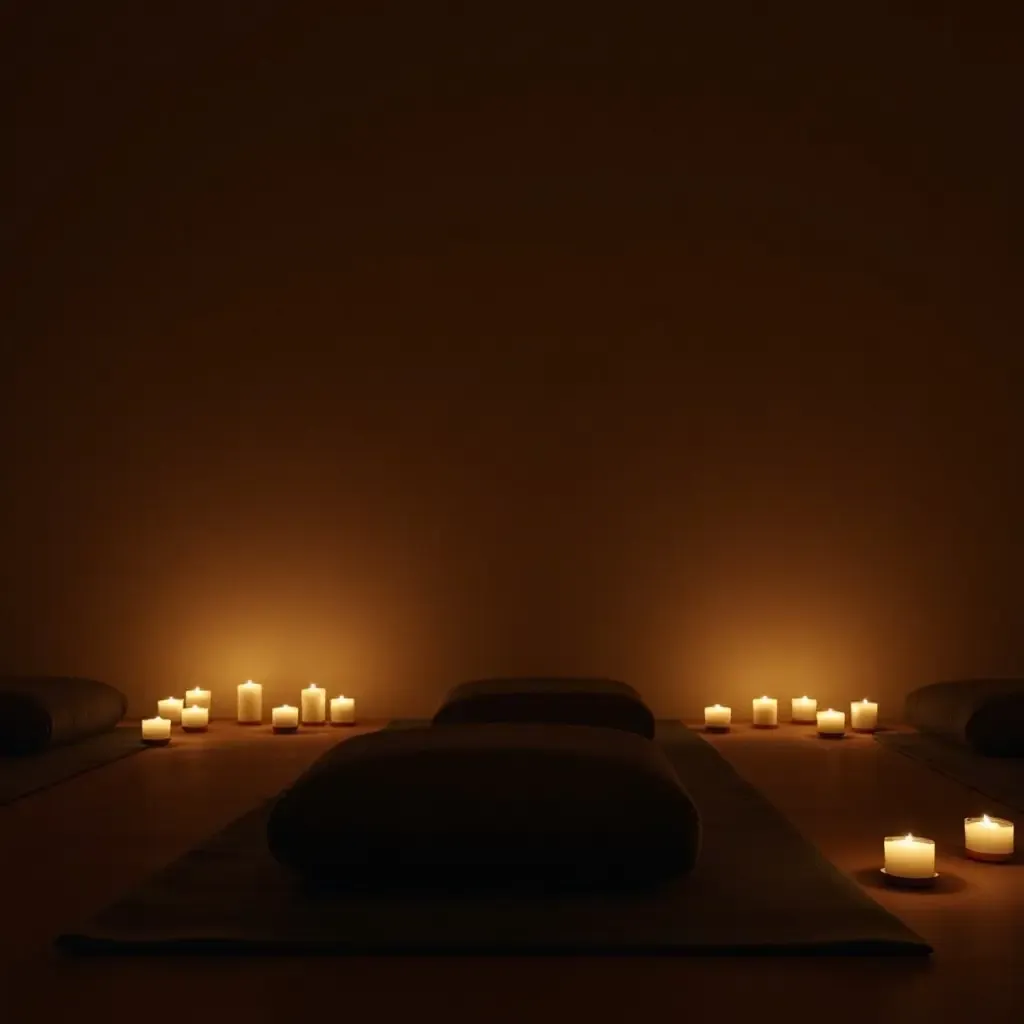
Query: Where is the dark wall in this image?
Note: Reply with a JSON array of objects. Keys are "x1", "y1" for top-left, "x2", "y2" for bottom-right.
[{"x1": 4, "y1": 3, "x2": 1022, "y2": 718}]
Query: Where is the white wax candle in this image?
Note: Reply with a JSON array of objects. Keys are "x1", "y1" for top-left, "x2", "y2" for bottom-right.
[
  {"x1": 185, "y1": 687, "x2": 211, "y2": 710},
  {"x1": 964, "y1": 815, "x2": 1014, "y2": 859},
  {"x1": 272, "y1": 704, "x2": 299, "y2": 730},
  {"x1": 817, "y1": 708, "x2": 846, "y2": 736},
  {"x1": 141, "y1": 716, "x2": 171, "y2": 743},
  {"x1": 752, "y1": 696, "x2": 778, "y2": 727},
  {"x1": 884, "y1": 834, "x2": 935, "y2": 879},
  {"x1": 791, "y1": 695, "x2": 817, "y2": 723},
  {"x1": 181, "y1": 704, "x2": 209, "y2": 731},
  {"x1": 851, "y1": 698, "x2": 878, "y2": 731},
  {"x1": 330, "y1": 695, "x2": 356, "y2": 724},
  {"x1": 237, "y1": 680, "x2": 263, "y2": 723},
  {"x1": 156, "y1": 697, "x2": 183, "y2": 723},
  {"x1": 704, "y1": 704, "x2": 731, "y2": 729},
  {"x1": 301, "y1": 683, "x2": 326, "y2": 724}
]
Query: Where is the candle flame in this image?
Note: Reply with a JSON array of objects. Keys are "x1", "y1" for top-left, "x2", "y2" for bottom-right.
[
  {"x1": 245, "y1": 680, "x2": 255, "y2": 686},
  {"x1": 904, "y1": 833, "x2": 914, "y2": 841},
  {"x1": 982, "y1": 814, "x2": 994, "y2": 827}
]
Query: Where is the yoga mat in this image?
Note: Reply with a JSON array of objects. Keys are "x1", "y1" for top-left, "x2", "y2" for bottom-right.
[
  {"x1": 0, "y1": 726, "x2": 144, "y2": 807},
  {"x1": 876, "y1": 731, "x2": 1024, "y2": 813},
  {"x1": 56, "y1": 721, "x2": 930, "y2": 956}
]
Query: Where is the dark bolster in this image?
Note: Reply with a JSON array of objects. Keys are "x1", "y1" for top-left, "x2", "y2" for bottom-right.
[{"x1": 905, "y1": 679, "x2": 1024, "y2": 757}]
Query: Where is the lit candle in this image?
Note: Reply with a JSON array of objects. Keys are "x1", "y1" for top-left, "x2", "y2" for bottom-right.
[
  {"x1": 883, "y1": 833, "x2": 936, "y2": 880},
  {"x1": 181, "y1": 704, "x2": 209, "y2": 732},
  {"x1": 185, "y1": 687, "x2": 211, "y2": 710},
  {"x1": 301, "y1": 683, "x2": 326, "y2": 725},
  {"x1": 704, "y1": 704, "x2": 731, "y2": 730},
  {"x1": 237, "y1": 680, "x2": 263, "y2": 724},
  {"x1": 272, "y1": 704, "x2": 299, "y2": 733},
  {"x1": 791, "y1": 696, "x2": 817, "y2": 723},
  {"x1": 330, "y1": 695, "x2": 356, "y2": 725},
  {"x1": 752, "y1": 696, "x2": 778, "y2": 728},
  {"x1": 141, "y1": 716, "x2": 171, "y2": 745},
  {"x1": 964, "y1": 815, "x2": 1014, "y2": 862},
  {"x1": 816, "y1": 708, "x2": 846, "y2": 737},
  {"x1": 156, "y1": 697, "x2": 183, "y2": 723},
  {"x1": 851, "y1": 698, "x2": 878, "y2": 732}
]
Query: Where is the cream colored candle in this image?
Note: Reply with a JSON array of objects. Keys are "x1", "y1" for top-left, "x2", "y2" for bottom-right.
[
  {"x1": 181, "y1": 704, "x2": 209, "y2": 732},
  {"x1": 141, "y1": 716, "x2": 171, "y2": 745},
  {"x1": 237, "y1": 680, "x2": 263, "y2": 724},
  {"x1": 301, "y1": 683, "x2": 326, "y2": 724},
  {"x1": 884, "y1": 834, "x2": 935, "y2": 879},
  {"x1": 185, "y1": 687, "x2": 211, "y2": 710},
  {"x1": 272, "y1": 704, "x2": 299, "y2": 732},
  {"x1": 704, "y1": 704, "x2": 731, "y2": 730},
  {"x1": 964, "y1": 815, "x2": 1014, "y2": 861},
  {"x1": 791, "y1": 696, "x2": 817, "y2": 723},
  {"x1": 851, "y1": 698, "x2": 878, "y2": 732},
  {"x1": 156, "y1": 697, "x2": 183, "y2": 723},
  {"x1": 330, "y1": 695, "x2": 356, "y2": 725},
  {"x1": 817, "y1": 708, "x2": 846, "y2": 737},
  {"x1": 752, "y1": 696, "x2": 778, "y2": 727}
]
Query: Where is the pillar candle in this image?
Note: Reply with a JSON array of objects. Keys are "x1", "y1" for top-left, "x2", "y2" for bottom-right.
[
  {"x1": 156, "y1": 697, "x2": 183, "y2": 723},
  {"x1": 964, "y1": 815, "x2": 1014, "y2": 861},
  {"x1": 791, "y1": 696, "x2": 817, "y2": 723},
  {"x1": 330, "y1": 695, "x2": 356, "y2": 725},
  {"x1": 817, "y1": 708, "x2": 846, "y2": 737},
  {"x1": 752, "y1": 696, "x2": 778, "y2": 727},
  {"x1": 181, "y1": 705, "x2": 209, "y2": 732},
  {"x1": 851, "y1": 698, "x2": 878, "y2": 732},
  {"x1": 883, "y1": 834, "x2": 935, "y2": 879},
  {"x1": 237, "y1": 680, "x2": 263, "y2": 724},
  {"x1": 272, "y1": 705, "x2": 299, "y2": 732},
  {"x1": 704, "y1": 704, "x2": 731, "y2": 730},
  {"x1": 141, "y1": 716, "x2": 171, "y2": 745},
  {"x1": 185, "y1": 687, "x2": 211, "y2": 710},
  {"x1": 301, "y1": 683, "x2": 326, "y2": 724}
]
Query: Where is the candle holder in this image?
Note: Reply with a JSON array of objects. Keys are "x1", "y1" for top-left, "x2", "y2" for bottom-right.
[
  {"x1": 330, "y1": 720, "x2": 357, "y2": 727},
  {"x1": 880, "y1": 869, "x2": 939, "y2": 889},
  {"x1": 966, "y1": 850, "x2": 1012, "y2": 863},
  {"x1": 704, "y1": 725, "x2": 730, "y2": 733},
  {"x1": 273, "y1": 724, "x2": 298, "y2": 734},
  {"x1": 141, "y1": 736, "x2": 171, "y2": 747},
  {"x1": 182, "y1": 724, "x2": 208, "y2": 733},
  {"x1": 817, "y1": 731, "x2": 846, "y2": 739}
]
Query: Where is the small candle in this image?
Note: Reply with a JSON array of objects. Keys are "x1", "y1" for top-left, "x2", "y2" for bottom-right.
[
  {"x1": 330, "y1": 695, "x2": 356, "y2": 725},
  {"x1": 752, "y1": 696, "x2": 778, "y2": 728},
  {"x1": 272, "y1": 704, "x2": 299, "y2": 733},
  {"x1": 185, "y1": 687, "x2": 211, "y2": 710},
  {"x1": 791, "y1": 695, "x2": 817, "y2": 723},
  {"x1": 301, "y1": 683, "x2": 326, "y2": 724},
  {"x1": 141, "y1": 716, "x2": 171, "y2": 745},
  {"x1": 181, "y1": 704, "x2": 209, "y2": 732},
  {"x1": 156, "y1": 697, "x2": 183, "y2": 723},
  {"x1": 237, "y1": 680, "x2": 263, "y2": 724},
  {"x1": 817, "y1": 708, "x2": 846, "y2": 737},
  {"x1": 964, "y1": 815, "x2": 1014, "y2": 861},
  {"x1": 851, "y1": 698, "x2": 878, "y2": 732},
  {"x1": 884, "y1": 833, "x2": 936, "y2": 880}
]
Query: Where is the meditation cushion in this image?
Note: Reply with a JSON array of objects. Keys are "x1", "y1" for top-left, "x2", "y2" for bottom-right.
[
  {"x1": 904, "y1": 679, "x2": 1024, "y2": 757},
  {"x1": 267, "y1": 723, "x2": 701, "y2": 891},
  {"x1": 432, "y1": 676, "x2": 656, "y2": 739},
  {"x1": 0, "y1": 676, "x2": 127, "y2": 757}
]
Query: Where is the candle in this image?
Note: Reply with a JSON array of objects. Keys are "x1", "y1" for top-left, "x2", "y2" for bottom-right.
[
  {"x1": 964, "y1": 815, "x2": 1014, "y2": 862},
  {"x1": 883, "y1": 833, "x2": 936, "y2": 880},
  {"x1": 301, "y1": 683, "x2": 326, "y2": 725},
  {"x1": 181, "y1": 704, "x2": 209, "y2": 732},
  {"x1": 851, "y1": 698, "x2": 879, "y2": 732},
  {"x1": 156, "y1": 697, "x2": 183, "y2": 723},
  {"x1": 141, "y1": 716, "x2": 171, "y2": 745},
  {"x1": 272, "y1": 704, "x2": 299, "y2": 733},
  {"x1": 791, "y1": 695, "x2": 817, "y2": 723},
  {"x1": 185, "y1": 687, "x2": 211, "y2": 710},
  {"x1": 817, "y1": 708, "x2": 846, "y2": 737},
  {"x1": 237, "y1": 680, "x2": 263, "y2": 724},
  {"x1": 752, "y1": 696, "x2": 778, "y2": 728},
  {"x1": 330, "y1": 695, "x2": 356, "y2": 725},
  {"x1": 704, "y1": 703, "x2": 731, "y2": 730}
]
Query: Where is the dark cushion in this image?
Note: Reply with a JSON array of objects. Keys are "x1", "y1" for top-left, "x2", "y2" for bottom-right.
[
  {"x1": 0, "y1": 676, "x2": 127, "y2": 757},
  {"x1": 905, "y1": 679, "x2": 1024, "y2": 757},
  {"x1": 267, "y1": 723, "x2": 701, "y2": 892},
  {"x1": 432, "y1": 676, "x2": 656, "y2": 740}
]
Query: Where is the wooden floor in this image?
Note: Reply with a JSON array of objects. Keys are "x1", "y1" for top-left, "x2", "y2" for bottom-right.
[{"x1": 2, "y1": 721, "x2": 1021, "y2": 1023}]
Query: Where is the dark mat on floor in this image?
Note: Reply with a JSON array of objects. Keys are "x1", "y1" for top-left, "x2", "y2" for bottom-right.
[
  {"x1": 876, "y1": 730, "x2": 1024, "y2": 813},
  {"x1": 56, "y1": 721, "x2": 930, "y2": 956},
  {"x1": 0, "y1": 725, "x2": 144, "y2": 806}
]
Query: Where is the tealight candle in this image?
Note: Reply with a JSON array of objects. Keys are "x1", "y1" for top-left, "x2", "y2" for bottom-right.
[
  {"x1": 272, "y1": 704, "x2": 299, "y2": 733},
  {"x1": 964, "y1": 815, "x2": 1014, "y2": 862},
  {"x1": 141, "y1": 716, "x2": 171, "y2": 745},
  {"x1": 883, "y1": 833, "x2": 936, "y2": 883},
  {"x1": 156, "y1": 697, "x2": 183, "y2": 723},
  {"x1": 181, "y1": 704, "x2": 209, "y2": 732},
  {"x1": 791, "y1": 695, "x2": 817, "y2": 723},
  {"x1": 185, "y1": 687, "x2": 211, "y2": 710},
  {"x1": 237, "y1": 680, "x2": 263, "y2": 724},
  {"x1": 330, "y1": 695, "x2": 356, "y2": 725},
  {"x1": 301, "y1": 683, "x2": 326, "y2": 724},
  {"x1": 851, "y1": 698, "x2": 879, "y2": 732},
  {"x1": 817, "y1": 708, "x2": 846, "y2": 737},
  {"x1": 752, "y1": 696, "x2": 778, "y2": 728},
  {"x1": 704, "y1": 704, "x2": 731, "y2": 731}
]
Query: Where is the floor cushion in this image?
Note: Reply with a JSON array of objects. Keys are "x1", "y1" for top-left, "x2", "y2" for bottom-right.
[
  {"x1": 432, "y1": 677, "x2": 656, "y2": 739},
  {"x1": 904, "y1": 679, "x2": 1024, "y2": 757},
  {"x1": 267, "y1": 723, "x2": 701, "y2": 891},
  {"x1": 0, "y1": 676, "x2": 128, "y2": 757}
]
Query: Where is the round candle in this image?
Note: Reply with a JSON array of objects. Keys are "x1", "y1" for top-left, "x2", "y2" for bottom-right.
[
  {"x1": 141, "y1": 716, "x2": 171, "y2": 744},
  {"x1": 791, "y1": 696, "x2": 817, "y2": 723},
  {"x1": 884, "y1": 834, "x2": 935, "y2": 879},
  {"x1": 272, "y1": 704, "x2": 299, "y2": 731},
  {"x1": 330, "y1": 695, "x2": 356, "y2": 725},
  {"x1": 185, "y1": 687, "x2": 211, "y2": 710},
  {"x1": 301, "y1": 683, "x2": 326, "y2": 724},
  {"x1": 817, "y1": 708, "x2": 846, "y2": 737},
  {"x1": 851, "y1": 698, "x2": 878, "y2": 732},
  {"x1": 964, "y1": 815, "x2": 1014, "y2": 860},
  {"x1": 156, "y1": 697, "x2": 183, "y2": 723},
  {"x1": 752, "y1": 696, "x2": 778, "y2": 727},
  {"x1": 237, "y1": 680, "x2": 263, "y2": 724},
  {"x1": 181, "y1": 704, "x2": 209, "y2": 732},
  {"x1": 704, "y1": 704, "x2": 731, "y2": 729}
]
